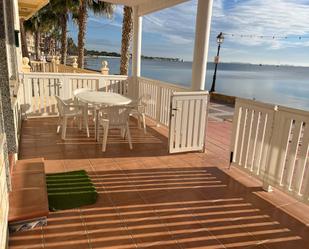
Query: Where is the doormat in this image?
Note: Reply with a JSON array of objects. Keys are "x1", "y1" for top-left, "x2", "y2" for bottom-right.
[{"x1": 46, "y1": 170, "x2": 98, "y2": 211}]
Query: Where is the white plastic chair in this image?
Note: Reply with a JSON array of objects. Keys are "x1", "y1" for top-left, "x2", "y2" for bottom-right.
[
  {"x1": 129, "y1": 94, "x2": 151, "y2": 134},
  {"x1": 73, "y1": 88, "x2": 95, "y2": 121},
  {"x1": 55, "y1": 96, "x2": 89, "y2": 139},
  {"x1": 98, "y1": 106, "x2": 132, "y2": 152},
  {"x1": 73, "y1": 88, "x2": 92, "y2": 102}
]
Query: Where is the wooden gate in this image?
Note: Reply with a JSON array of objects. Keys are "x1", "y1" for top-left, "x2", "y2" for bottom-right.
[{"x1": 169, "y1": 91, "x2": 209, "y2": 153}]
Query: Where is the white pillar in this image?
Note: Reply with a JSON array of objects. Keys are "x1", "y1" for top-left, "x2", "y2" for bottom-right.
[
  {"x1": 132, "y1": 6, "x2": 142, "y2": 77},
  {"x1": 191, "y1": 0, "x2": 214, "y2": 91}
]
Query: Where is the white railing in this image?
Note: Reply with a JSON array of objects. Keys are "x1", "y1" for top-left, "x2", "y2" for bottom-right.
[
  {"x1": 137, "y1": 77, "x2": 188, "y2": 126},
  {"x1": 0, "y1": 135, "x2": 9, "y2": 249},
  {"x1": 265, "y1": 106, "x2": 309, "y2": 202},
  {"x1": 30, "y1": 61, "x2": 99, "y2": 74},
  {"x1": 231, "y1": 98, "x2": 309, "y2": 204},
  {"x1": 230, "y1": 98, "x2": 276, "y2": 179},
  {"x1": 20, "y1": 72, "x2": 128, "y2": 116},
  {"x1": 17, "y1": 72, "x2": 211, "y2": 154},
  {"x1": 30, "y1": 61, "x2": 55, "y2": 73},
  {"x1": 20, "y1": 73, "x2": 189, "y2": 125}
]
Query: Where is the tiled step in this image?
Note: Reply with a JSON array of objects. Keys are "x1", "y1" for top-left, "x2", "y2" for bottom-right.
[
  {"x1": 8, "y1": 158, "x2": 49, "y2": 232},
  {"x1": 11, "y1": 172, "x2": 46, "y2": 190},
  {"x1": 8, "y1": 189, "x2": 49, "y2": 222},
  {"x1": 13, "y1": 158, "x2": 45, "y2": 173}
]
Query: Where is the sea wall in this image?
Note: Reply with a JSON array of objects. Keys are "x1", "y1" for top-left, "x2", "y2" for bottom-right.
[{"x1": 210, "y1": 92, "x2": 236, "y2": 106}]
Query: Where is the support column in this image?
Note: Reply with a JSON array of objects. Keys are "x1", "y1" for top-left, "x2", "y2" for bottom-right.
[
  {"x1": 132, "y1": 6, "x2": 142, "y2": 78},
  {"x1": 191, "y1": 0, "x2": 214, "y2": 91}
]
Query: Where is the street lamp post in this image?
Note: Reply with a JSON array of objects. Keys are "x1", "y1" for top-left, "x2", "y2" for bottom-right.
[{"x1": 210, "y1": 32, "x2": 224, "y2": 93}]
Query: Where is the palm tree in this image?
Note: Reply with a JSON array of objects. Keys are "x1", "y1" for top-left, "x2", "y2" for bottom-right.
[
  {"x1": 22, "y1": 0, "x2": 78, "y2": 63},
  {"x1": 45, "y1": 28, "x2": 62, "y2": 55},
  {"x1": 23, "y1": 4, "x2": 59, "y2": 60},
  {"x1": 120, "y1": 6, "x2": 133, "y2": 75},
  {"x1": 67, "y1": 37, "x2": 78, "y2": 55},
  {"x1": 54, "y1": 0, "x2": 79, "y2": 64},
  {"x1": 48, "y1": 0, "x2": 79, "y2": 64},
  {"x1": 77, "y1": 0, "x2": 87, "y2": 68},
  {"x1": 76, "y1": 0, "x2": 114, "y2": 68},
  {"x1": 59, "y1": 2, "x2": 69, "y2": 65}
]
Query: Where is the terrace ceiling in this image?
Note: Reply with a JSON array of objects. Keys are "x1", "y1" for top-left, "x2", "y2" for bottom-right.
[
  {"x1": 18, "y1": 0, "x2": 49, "y2": 20},
  {"x1": 101, "y1": 0, "x2": 190, "y2": 16}
]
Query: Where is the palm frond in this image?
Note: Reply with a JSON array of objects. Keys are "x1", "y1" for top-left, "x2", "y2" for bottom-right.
[{"x1": 88, "y1": 1, "x2": 115, "y2": 18}]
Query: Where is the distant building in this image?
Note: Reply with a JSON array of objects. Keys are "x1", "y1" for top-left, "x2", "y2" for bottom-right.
[
  {"x1": 26, "y1": 32, "x2": 55, "y2": 60},
  {"x1": 26, "y1": 32, "x2": 35, "y2": 55}
]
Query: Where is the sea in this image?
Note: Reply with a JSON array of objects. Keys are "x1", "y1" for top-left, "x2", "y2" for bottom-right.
[{"x1": 85, "y1": 57, "x2": 309, "y2": 111}]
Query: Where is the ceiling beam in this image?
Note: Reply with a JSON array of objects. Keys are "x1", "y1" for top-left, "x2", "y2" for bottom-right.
[
  {"x1": 18, "y1": 2, "x2": 37, "y2": 9},
  {"x1": 138, "y1": 0, "x2": 189, "y2": 16},
  {"x1": 18, "y1": 0, "x2": 49, "y2": 20},
  {"x1": 99, "y1": 0, "x2": 147, "y2": 7}
]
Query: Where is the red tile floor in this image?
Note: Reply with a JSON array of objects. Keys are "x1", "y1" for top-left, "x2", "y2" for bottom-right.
[{"x1": 9, "y1": 115, "x2": 309, "y2": 249}]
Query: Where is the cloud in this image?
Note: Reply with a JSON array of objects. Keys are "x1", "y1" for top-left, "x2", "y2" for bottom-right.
[
  {"x1": 88, "y1": 17, "x2": 121, "y2": 28},
  {"x1": 72, "y1": 0, "x2": 309, "y2": 62},
  {"x1": 212, "y1": 0, "x2": 309, "y2": 49},
  {"x1": 143, "y1": 0, "x2": 197, "y2": 45},
  {"x1": 87, "y1": 5, "x2": 123, "y2": 28},
  {"x1": 86, "y1": 37, "x2": 121, "y2": 52},
  {"x1": 140, "y1": 0, "x2": 309, "y2": 50}
]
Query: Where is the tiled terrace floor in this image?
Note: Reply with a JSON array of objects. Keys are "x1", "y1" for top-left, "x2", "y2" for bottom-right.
[{"x1": 9, "y1": 113, "x2": 309, "y2": 249}]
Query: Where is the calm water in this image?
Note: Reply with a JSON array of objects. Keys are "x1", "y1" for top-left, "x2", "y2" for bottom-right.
[{"x1": 85, "y1": 57, "x2": 309, "y2": 111}]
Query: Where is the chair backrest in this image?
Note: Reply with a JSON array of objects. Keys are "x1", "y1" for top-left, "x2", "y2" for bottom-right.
[
  {"x1": 138, "y1": 94, "x2": 151, "y2": 106},
  {"x1": 102, "y1": 106, "x2": 131, "y2": 126},
  {"x1": 55, "y1": 96, "x2": 67, "y2": 116},
  {"x1": 73, "y1": 88, "x2": 91, "y2": 105}
]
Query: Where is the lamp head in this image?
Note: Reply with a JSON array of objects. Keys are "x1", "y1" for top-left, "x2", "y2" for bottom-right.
[{"x1": 217, "y1": 32, "x2": 224, "y2": 44}]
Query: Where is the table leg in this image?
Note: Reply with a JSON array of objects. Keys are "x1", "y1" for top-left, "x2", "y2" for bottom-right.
[{"x1": 95, "y1": 109, "x2": 99, "y2": 141}]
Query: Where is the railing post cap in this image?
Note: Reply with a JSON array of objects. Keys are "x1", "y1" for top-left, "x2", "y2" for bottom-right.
[
  {"x1": 72, "y1": 57, "x2": 78, "y2": 68},
  {"x1": 22, "y1": 57, "x2": 30, "y2": 64},
  {"x1": 22, "y1": 57, "x2": 31, "y2": 72},
  {"x1": 101, "y1": 60, "x2": 109, "y2": 75},
  {"x1": 102, "y1": 60, "x2": 108, "y2": 68}
]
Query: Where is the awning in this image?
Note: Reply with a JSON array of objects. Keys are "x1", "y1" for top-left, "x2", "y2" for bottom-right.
[
  {"x1": 18, "y1": 0, "x2": 49, "y2": 20},
  {"x1": 100, "y1": 0, "x2": 189, "y2": 16}
]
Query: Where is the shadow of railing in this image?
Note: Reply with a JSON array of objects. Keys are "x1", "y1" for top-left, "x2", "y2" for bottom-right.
[{"x1": 10, "y1": 166, "x2": 308, "y2": 249}]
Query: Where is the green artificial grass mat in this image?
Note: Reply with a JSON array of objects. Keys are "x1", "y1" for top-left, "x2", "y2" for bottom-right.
[{"x1": 46, "y1": 170, "x2": 98, "y2": 211}]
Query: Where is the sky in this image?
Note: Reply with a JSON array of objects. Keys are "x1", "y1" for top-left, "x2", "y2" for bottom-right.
[{"x1": 68, "y1": 0, "x2": 309, "y2": 66}]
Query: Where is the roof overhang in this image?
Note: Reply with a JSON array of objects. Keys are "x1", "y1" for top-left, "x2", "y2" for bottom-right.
[
  {"x1": 101, "y1": 0, "x2": 190, "y2": 16},
  {"x1": 18, "y1": 0, "x2": 49, "y2": 20}
]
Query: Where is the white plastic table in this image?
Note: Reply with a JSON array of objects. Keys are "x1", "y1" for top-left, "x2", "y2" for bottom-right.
[
  {"x1": 76, "y1": 91, "x2": 132, "y2": 140},
  {"x1": 76, "y1": 91, "x2": 132, "y2": 106}
]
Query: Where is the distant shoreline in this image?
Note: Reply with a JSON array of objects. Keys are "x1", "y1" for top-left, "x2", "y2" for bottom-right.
[
  {"x1": 83, "y1": 56, "x2": 309, "y2": 68},
  {"x1": 84, "y1": 50, "x2": 182, "y2": 62}
]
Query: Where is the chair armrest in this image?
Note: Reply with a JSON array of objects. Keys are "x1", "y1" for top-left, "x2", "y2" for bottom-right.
[
  {"x1": 63, "y1": 104, "x2": 85, "y2": 112},
  {"x1": 63, "y1": 99, "x2": 75, "y2": 105},
  {"x1": 67, "y1": 104, "x2": 84, "y2": 108}
]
